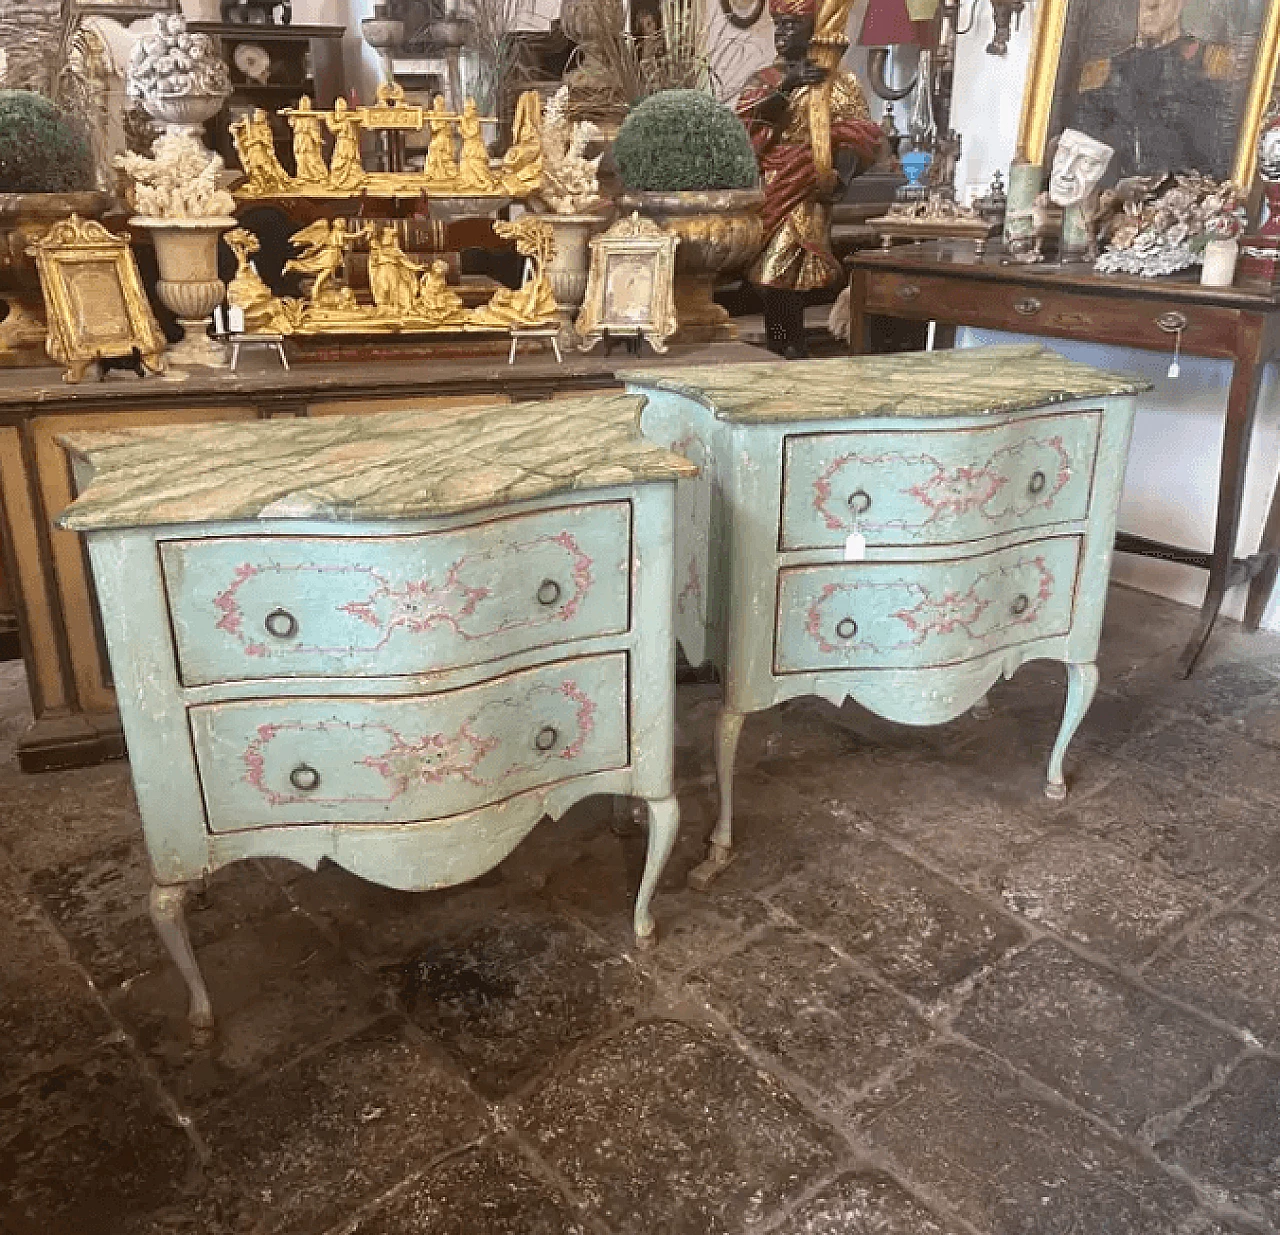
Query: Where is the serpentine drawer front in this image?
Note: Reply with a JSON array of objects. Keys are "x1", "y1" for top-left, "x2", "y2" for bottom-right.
[
  {"x1": 780, "y1": 413, "x2": 1101, "y2": 550},
  {"x1": 624, "y1": 345, "x2": 1145, "y2": 889},
  {"x1": 161, "y1": 502, "x2": 632, "y2": 686},
  {"x1": 56, "y1": 393, "x2": 693, "y2": 1041},
  {"x1": 774, "y1": 537, "x2": 1081, "y2": 674},
  {"x1": 191, "y1": 653, "x2": 629, "y2": 831}
]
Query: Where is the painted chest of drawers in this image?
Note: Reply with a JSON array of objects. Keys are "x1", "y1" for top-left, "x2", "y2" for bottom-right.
[
  {"x1": 625, "y1": 345, "x2": 1146, "y2": 885},
  {"x1": 58, "y1": 393, "x2": 695, "y2": 1040}
]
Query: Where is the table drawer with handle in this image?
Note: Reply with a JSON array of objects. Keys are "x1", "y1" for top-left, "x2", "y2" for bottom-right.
[
  {"x1": 863, "y1": 271, "x2": 1242, "y2": 358},
  {"x1": 774, "y1": 536, "x2": 1081, "y2": 673},
  {"x1": 781, "y1": 413, "x2": 1100, "y2": 550},
  {"x1": 161, "y1": 502, "x2": 631, "y2": 685},
  {"x1": 190, "y1": 652, "x2": 629, "y2": 831}
]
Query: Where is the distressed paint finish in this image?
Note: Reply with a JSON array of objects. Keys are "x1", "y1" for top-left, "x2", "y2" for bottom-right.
[
  {"x1": 163, "y1": 503, "x2": 631, "y2": 684},
  {"x1": 62, "y1": 399, "x2": 686, "y2": 1036},
  {"x1": 781, "y1": 413, "x2": 1101, "y2": 550},
  {"x1": 625, "y1": 346, "x2": 1139, "y2": 884}
]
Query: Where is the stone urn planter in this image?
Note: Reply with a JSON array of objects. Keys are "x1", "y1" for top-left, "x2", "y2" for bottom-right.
[
  {"x1": 134, "y1": 216, "x2": 236, "y2": 367},
  {"x1": 538, "y1": 212, "x2": 611, "y2": 340},
  {"x1": 618, "y1": 188, "x2": 764, "y2": 343},
  {"x1": 0, "y1": 192, "x2": 116, "y2": 368}
]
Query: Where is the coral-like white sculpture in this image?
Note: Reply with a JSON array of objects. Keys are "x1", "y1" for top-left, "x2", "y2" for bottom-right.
[
  {"x1": 126, "y1": 12, "x2": 230, "y2": 129},
  {"x1": 115, "y1": 131, "x2": 236, "y2": 219},
  {"x1": 538, "y1": 85, "x2": 605, "y2": 215}
]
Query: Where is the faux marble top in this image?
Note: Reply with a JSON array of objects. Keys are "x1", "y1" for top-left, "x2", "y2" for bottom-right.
[
  {"x1": 57, "y1": 393, "x2": 698, "y2": 532},
  {"x1": 621, "y1": 344, "x2": 1149, "y2": 423}
]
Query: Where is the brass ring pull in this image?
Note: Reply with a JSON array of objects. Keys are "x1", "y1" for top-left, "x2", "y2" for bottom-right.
[
  {"x1": 1028, "y1": 470, "x2": 1047, "y2": 495},
  {"x1": 847, "y1": 489, "x2": 872, "y2": 515},
  {"x1": 1155, "y1": 311, "x2": 1189, "y2": 334},
  {"x1": 835, "y1": 617, "x2": 859, "y2": 640},
  {"x1": 535, "y1": 725, "x2": 559, "y2": 752},
  {"x1": 264, "y1": 608, "x2": 298, "y2": 639},
  {"x1": 1013, "y1": 297, "x2": 1042, "y2": 316},
  {"x1": 289, "y1": 763, "x2": 320, "y2": 792},
  {"x1": 1010, "y1": 594, "x2": 1030, "y2": 616},
  {"x1": 896, "y1": 283, "x2": 922, "y2": 301},
  {"x1": 536, "y1": 579, "x2": 562, "y2": 606}
]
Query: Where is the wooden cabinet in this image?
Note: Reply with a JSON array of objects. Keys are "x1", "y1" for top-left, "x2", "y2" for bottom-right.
[
  {"x1": 58, "y1": 392, "x2": 691, "y2": 1039},
  {"x1": 627, "y1": 345, "x2": 1141, "y2": 885}
]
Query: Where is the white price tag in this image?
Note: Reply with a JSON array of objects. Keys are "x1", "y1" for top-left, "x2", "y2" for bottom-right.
[
  {"x1": 843, "y1": 531, "x2": 867, "y2": 561},
  {"x1": 227, "y1": 304, "x2": 246, "y2": 334}
]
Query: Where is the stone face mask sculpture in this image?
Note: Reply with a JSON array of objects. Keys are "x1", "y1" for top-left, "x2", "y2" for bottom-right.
[{"x1": 1049, "y1": 129, "x2": 1115, "y2": 208}]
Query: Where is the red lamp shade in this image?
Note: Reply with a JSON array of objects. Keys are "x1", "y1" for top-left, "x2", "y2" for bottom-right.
[{"x1": 857, "y1": 0, "x2": 933, "y2": 45}]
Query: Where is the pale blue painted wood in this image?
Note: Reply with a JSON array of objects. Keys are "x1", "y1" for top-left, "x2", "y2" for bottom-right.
[
  {"x1": 774, "y1": 537, "x2": 1081, "y2": 674},
  {"x1": 628, "y1": 363, "x2": 1138, "y2": 889},
  {"x1": 191, "y1": 653, "x2": 629, "y2": 831},
  {"x1": 780, "y1": 412, "x2": 1101, "y2": 550},
  {"x1": 162, "y1": 502, "x2": 631, "y2": 686}
]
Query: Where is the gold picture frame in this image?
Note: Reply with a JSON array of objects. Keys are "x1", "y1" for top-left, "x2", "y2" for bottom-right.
[
  {"x1": 28, "y1": 215, "x2": 167, "y2": 385},
  {"x1": 576, "y1": 214, "x2": 680, "y2": 355},
  {"x1": 1017, "y1": 0, "x2": 1280, "y2": 188}
]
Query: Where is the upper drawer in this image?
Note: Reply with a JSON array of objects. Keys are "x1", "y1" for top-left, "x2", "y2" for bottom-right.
[
  {"x1": 190, "y1": 652, "x2": 629, "y2": 831},
  {"x1": 774, "y1": 536, "x2": 1081, "y2": 673},
  {"x1": 862, "y1": 271, "x2": 1243, "y2": 358},
  {"x1": 161, "y1": 502, "x2": 631, "y2": 686},
  {"x1": 780, "y1": 414, "x2": 1101, "y2": 551}
]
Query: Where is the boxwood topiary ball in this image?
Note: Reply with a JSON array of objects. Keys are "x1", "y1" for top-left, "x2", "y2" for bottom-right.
[
  {"x1": 614, "y1": 90, "x2": 759, "y2": 193},
  {"x1": 0, "y1": 90, "x2": 96, "y2": 194}
]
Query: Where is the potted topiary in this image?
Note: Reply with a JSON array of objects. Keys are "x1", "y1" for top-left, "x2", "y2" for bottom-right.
[
  {"x1": 0, "y1": 89, "x2": 112, "y2": 366},
  {"x1": 614, "y1": 89, "x2": 764, "y2": 342}
]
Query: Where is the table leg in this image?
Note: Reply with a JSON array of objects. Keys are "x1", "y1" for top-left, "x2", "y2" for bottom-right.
[
  {"x1": 634, "y1": 794, "x2": 680, "y2": 949},
  {"x1": 1045, "y1": 662, "x2": 1098, "y2": 800},
  {"x1": 847, "y1": 268, "x2": 868, "y2": 356},
  {"x1": 688, "y1": 705, "x2": 744, "y2": 890},
  {"x1": 1177, "y1": 316, "x2": 1268, "y2": 676},
  {"x1": 1245, "y1": 322, "x2": 1280, "y2": 631},
  {"x1": 149, "y1": 880, "x2": 214, "y2": 1046}
]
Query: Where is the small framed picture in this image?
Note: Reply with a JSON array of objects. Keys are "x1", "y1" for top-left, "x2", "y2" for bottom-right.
[
  {"x1": 29, "y1": 215, "x2": 167, "y2": 383},
  {"x1": 576, "y1": 213, "x2": 679, "y2": 354}
]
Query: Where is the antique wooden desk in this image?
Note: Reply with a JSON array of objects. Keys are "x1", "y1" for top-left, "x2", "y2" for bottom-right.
[
  {"x1": 0, "y1": 341, "x2": 758, "y2": 772},
  {"x1": 626, "y1": 347, "x2": 1143, "y2": 885},
  {"x1": 845, "y1": 240, "x2": 1280, "y2": 676},
  {"x1": 58, "y1": 393, "x2": 692, "y2": 1039}
]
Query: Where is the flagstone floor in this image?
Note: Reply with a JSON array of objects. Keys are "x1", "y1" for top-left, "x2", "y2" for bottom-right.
[{"x1": 4, "y1": 583, "x2": 1280, "y2": 1235}]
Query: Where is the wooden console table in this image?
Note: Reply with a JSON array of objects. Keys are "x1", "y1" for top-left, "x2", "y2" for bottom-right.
[
  {"x1": 846, "y1": 242, "x2": 1280, "y2": 676},
  {"x1": 0, "y1": 343, "x2": 759, "y2": 772}
]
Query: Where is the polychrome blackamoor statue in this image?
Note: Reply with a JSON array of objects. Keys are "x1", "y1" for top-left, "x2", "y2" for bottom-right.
[{"x1": 736, "y1": 0, "x2": 882, "y2": 358}]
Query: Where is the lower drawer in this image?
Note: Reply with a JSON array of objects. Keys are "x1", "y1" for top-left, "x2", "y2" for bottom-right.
[
  {"x1": 190, "y1": 653, "x2": 629, "y2": 831},
  {"x1": 774, "y1": 537, "x2": 1080, "y2": 673}
]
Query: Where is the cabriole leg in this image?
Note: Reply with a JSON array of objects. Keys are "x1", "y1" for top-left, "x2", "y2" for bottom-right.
[
  {"x1": 149, "y1": 881, "x2": 215, "y2": 1046},
  {"x1": 689, "y1": 706, "x2": 745, "y2": 891},
  {"x1": 634, "y1": 794, "x2": 680, "y2": 949},
  {"x1": 971, "y1": 691, "x2": 993, "y2": 720},
  {"x1": 1045, "y1": 662, "x2": 1099, "y2": 801}
]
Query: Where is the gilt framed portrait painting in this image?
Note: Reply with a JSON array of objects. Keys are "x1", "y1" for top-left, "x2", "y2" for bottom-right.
[{"x1": 1018, "y1": 0, "x2": 1280, "y2": 187}]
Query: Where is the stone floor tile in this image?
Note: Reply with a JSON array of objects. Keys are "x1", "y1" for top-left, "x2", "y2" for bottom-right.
[
  {"x1": 956, "y1": 939, "x2": 1242, "y2": 1134},
  {"x1": 514, "y1": 1018, "x2": 844, "y2": 1235},
  {"x1": 770, "y1": 1169, "x2": 969, "y2": 1235},
  {"x1": 1094, "y1": 584, "x2": 1199, "y2": 686},
  {"x1": 856, "y1": 1041, "x2": 1198, "y2": 1235},
  {"x1": 391, "y1": 908, "x2": 652, "y2": 1098},
  {"x1": 110, "y1": 909, "x2": 389, "y2": 1110},
  {"x1": 1061, "y1": 760, "x2": 1280, "y2": 901},
  {"x1": 1121, "y1": 720, "x2": 1280, "y2": 810},
  {"x1": 736, "y1": 696, "x2": 875, "y2": 784},
  {"x1": 770, "y1": 837, "x2": 1026, "y2": 1002},
  {"x1": 1176, "y1": 658, "x2": 1280, "y2": 724},
  {"x1": 350, "y1": 1139, "x2": 588, "y2": 1235},
  {"x1": 997, "y1": 833, "x2": 1206, "y2": 962},
  {"x1": 193, "y1": 1015, "x2": 486, "y2": 1235},
  {"x1": 28, "y1": 838, "x2": 290, "y2": 991},
  {"x1": 1157, "y1": 1055, "x2": 1280, "y2": 1229},
  {"x1": 0, "y1": 872, "x2": 112, "y2": 1093},
  {"x1": 1146, "y1": 912, "x2": 1280, "y2": 1048},
  {"x1": 686, "y1": 925, "x2": 933, "y2": 1105},
  {"x1": 0, "y1": 1041, "x2": 196, "y2": 1234},
  {"x1": 1242, "y1": 878, "x2": 1280, "y2": 927}
]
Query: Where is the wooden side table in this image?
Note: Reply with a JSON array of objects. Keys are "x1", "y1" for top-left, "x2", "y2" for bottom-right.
[{"x1": 845, "y1": 241, "x2": 1280, "y2": 675}]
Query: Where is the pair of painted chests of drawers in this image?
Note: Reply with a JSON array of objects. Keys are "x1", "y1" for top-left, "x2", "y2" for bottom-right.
[{"x1": 60, "y1": 345, "x2": 1143, "y2": 1036}]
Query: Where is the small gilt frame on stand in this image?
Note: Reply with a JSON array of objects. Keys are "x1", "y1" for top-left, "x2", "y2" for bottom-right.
[
  {"x1": 576, "y1": 214, "x2": 679, "y2": 355},
  {"x1": 28, "y1": 216, "x2": 167, "y2": 384}
]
